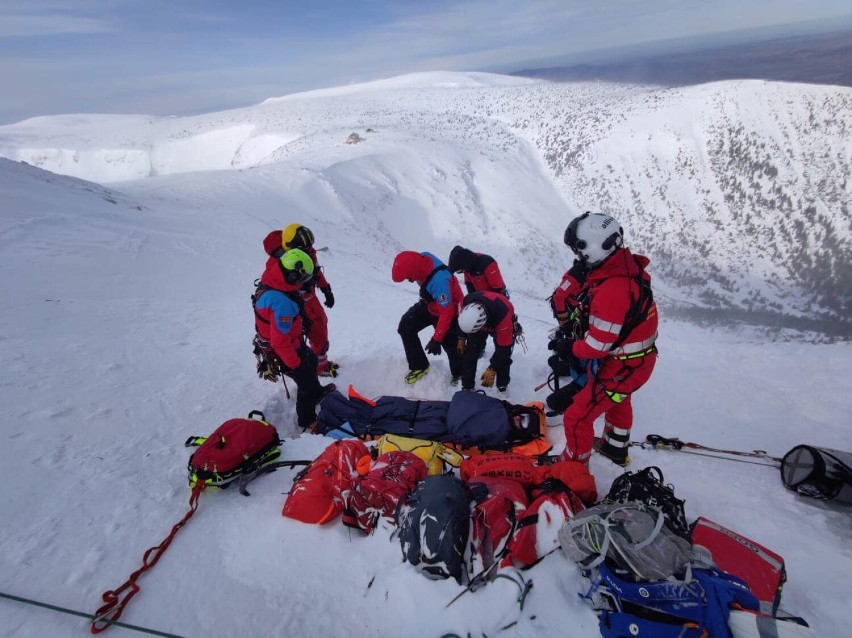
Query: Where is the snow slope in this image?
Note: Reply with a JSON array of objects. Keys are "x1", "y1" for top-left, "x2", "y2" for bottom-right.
[
  {"x1": 2, "y1": 72, "x2": 850, "y2": 326},
  {"x1": 0, "y1": 72, "x2": 850, "y2": 638}
]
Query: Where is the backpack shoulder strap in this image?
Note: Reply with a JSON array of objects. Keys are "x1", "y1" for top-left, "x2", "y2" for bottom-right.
[{"x1": 611, "y1": 256, "x2": 654, "y2": 351}]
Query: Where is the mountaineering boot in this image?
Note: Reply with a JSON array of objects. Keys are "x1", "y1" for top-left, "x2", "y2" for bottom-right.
[
  {"x1": 316, "y1": 354, "x2": 340, "y2": 378},
  {"x1": 405, "y1": 368, "x2": 430, "y2": 384},
  {"x1": 317, "y1": 360, "x2": 340, "y2": 378},
  {"x1": 594, "y1": 437, "x2": 630, "y2": 467}
]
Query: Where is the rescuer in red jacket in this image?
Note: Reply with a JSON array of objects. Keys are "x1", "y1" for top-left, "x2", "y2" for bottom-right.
[
  {"x1": 456, "y1": 292, "x2": 516, "y2": 392},
  {"x1": 555, "y1": 212, "x2": 658, "y2": 466},
  {"x1": 392, "y1": 251, "x2": 464, "y2": 385},
  {"x1": 265, "y1": 224, "x2": 339, "y2": 378},
  {"x1": 252, "y1": 247, "x2": 334, "y2": 430}
]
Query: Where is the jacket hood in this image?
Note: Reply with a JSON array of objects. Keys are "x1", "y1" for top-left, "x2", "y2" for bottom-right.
[
  {"x1": 263, "y1": 230, "x2": 285, "y2": 257},
  {"x1": 260, "y1": 256, "x2": 301, "y2": 292},
  {"x1": 448, "y1": 246, "x2": 475, "y2": 272},
  {"x1": 392, "y1": 251, "x2": 433, "y2": 283}
]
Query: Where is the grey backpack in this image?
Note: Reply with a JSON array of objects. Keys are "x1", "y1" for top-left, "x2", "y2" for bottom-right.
[{"x1": 558, "y1": 501, "x2": 693, "y2": 581}]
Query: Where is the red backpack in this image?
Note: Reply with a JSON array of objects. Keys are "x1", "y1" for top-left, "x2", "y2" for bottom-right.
[
  {"x1": 282, "y1": 439, "x2": 371, "y2": 524},
  {"x1": 460, "y1": 452, "x2": 540, "y2": 486},
  {"x1": 690, "y1": 517, "x2": 787, "y2": 615},
  {"x1": 185, "y1": 410, "x2": 282, "y2": 492},
  {"x1": 343, "y1": 451, "x2": 428, "y2": 534},
  {"x1": 538, "y1": 459, "x2": 598, "y2": 506},
  {"x1": 468, "y1": 477, "x2": 529, "y2": 577},
  {"x1": 506, "y1": 478, "x2": 584, "y2": 569}
]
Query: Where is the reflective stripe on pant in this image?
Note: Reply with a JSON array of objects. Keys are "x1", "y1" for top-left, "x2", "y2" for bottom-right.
[
  {"x1": 563, "y1": 351, "x2": 656, "y2": 461},
  {"x1": 563, "y1": 383, "x2": 632, "y2": 462},
  {"x1": 601, "y1": 419, "x2": 632, "y2": 451}
]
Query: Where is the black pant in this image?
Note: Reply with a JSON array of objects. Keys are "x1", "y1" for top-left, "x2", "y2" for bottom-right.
[
  {"x1": 283, "y1": 345, "x2": 324, "y2": 429},
  {"x1": 461, "y1": 333, "x2": 512, "y2": 390},
  {"x1": 398, "y1": 301, "x2": 462, "y2": 376}
]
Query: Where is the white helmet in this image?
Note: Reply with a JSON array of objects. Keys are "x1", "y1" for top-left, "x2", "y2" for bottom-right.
[
  {"x1": 458, "y1": 303, "x2": 488, "y2": 334},
  {"x1": 564, "y1": 212, "x2": 623, "y2": 266}
]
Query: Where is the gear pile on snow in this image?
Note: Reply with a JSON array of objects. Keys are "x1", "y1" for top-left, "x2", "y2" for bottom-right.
[
  {"x1": 559, "y1": 469, "x2": 816, "y2": 637},
  {"x1": 281, "y1": 433, "x2": 597, "y2": 587}
]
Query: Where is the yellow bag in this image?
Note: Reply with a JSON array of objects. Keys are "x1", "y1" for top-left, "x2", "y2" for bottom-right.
[{"x1": 375, "y1": 434, "x2": 465, "y2": 475}]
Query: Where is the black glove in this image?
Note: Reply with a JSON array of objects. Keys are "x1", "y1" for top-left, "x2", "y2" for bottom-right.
[
  {"x1": 425, "y1": 338, "x2": 443, "y2": 355},
  {"x1": 320, "y1": 286, "x2": 334, "y2": 308},
  {"x1": 549, "y1": 337, "x2": 574, "y2": 359}
]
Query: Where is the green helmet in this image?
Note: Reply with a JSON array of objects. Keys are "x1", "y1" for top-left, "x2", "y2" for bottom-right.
[{"x1": 279, "y1": 248, "x2": 315, "y2": 285}]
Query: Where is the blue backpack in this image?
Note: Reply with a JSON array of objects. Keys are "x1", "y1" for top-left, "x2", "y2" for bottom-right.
[{"x1": 587, "y1": 563, "x2": 760, "y2": 638}]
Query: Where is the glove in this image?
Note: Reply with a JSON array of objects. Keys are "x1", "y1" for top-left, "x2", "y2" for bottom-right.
[
  {"x1": 556, "y1": 311, "x2": 571, "y2": 328},
  {"x1": 457, "y1": 338, "x2": 467, "y2": 356},
  {"x1": 320, "y1": 286, "x2": 334, "y2": 308},
  {"x1": 548, "y1": 337, "x2": 574, "y2": 359},
  {"x1": 480, "y1": 367, "x2": 496, "y2": 388},
  {"x1": 425, "y1": 338, "x2": 443, "y2": 355},
  {"x1": 256, "y1": 358, "x2": 279, "y2": 383}
]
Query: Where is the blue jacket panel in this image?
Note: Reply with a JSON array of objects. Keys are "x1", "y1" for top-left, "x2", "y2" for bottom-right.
[
  {"x1": 255, "y1": 289, "x2": 300, "y2": 335},
  {"x1": 422, "y1": 252, "x2": 452, "y2": 308}
]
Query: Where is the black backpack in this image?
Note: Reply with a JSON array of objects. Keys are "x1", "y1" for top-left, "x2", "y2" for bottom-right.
[
  {"x1": 395, "y1": 474, "x2": 471, "y2": 583},
  {"x1": 604, "y1": 466, "x2": 690, "y2": 538}
]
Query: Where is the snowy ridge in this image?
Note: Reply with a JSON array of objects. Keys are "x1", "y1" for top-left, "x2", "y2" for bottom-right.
[
  {"x1": 1, "y1": 73, "x2": 851, "y2": 638},
  {"x1": 1, "y1": 73, "x2": 849, "y2": 330}
]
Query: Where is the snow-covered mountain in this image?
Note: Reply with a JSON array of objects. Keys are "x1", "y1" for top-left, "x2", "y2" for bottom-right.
[
  {"x1": 1, "y1": 72, "x2": 850, "y2": 638},
  {"x1": 1, "y1": 72, "x2": 849, "y2": 333}
]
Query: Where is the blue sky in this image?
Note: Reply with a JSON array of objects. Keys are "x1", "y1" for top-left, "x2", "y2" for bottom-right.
[{"x1": 1, "y1": 0, "x2": 851, "y2": 124}]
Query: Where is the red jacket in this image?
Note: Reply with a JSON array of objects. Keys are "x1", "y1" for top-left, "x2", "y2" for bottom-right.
[
  {"x1": 448, "y1": 246, "x2": 507, "y2": 294},
  {"x1": 462, "y1": 292, "x2": 515, "y2": 347},
  {"x1": 464, "y1": 260, "x2": 506, "y2": 295},
  {"x1": 571, "y1": 248, "x2": 658, "y2": 360},
  {"x1": 392, "y1": 251, "x2": 463, "y2": 342},
  {"x1": 254, "y1": 255, "x2": 306, "y2": 370},
  {"x1": 552, "y1": 270, "x2": 585, "y2": 316}
]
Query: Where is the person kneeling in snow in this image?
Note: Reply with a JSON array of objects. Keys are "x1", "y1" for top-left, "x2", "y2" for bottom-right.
[
  {"x1": 266, "y1": 224, "x2": 339, "y2": 378},
  {"x1": 556, "y1": 212, "x2": 658, "y2": 467},
  {"x1": 252, "y1": 247, "x2": 334, "y2": 430},
  {"x1": 457, "y1": 292, "x2": 516, "y2": 393},
  {"x1": 391, "y1": 251, "x2": 464, "y2": 385}
]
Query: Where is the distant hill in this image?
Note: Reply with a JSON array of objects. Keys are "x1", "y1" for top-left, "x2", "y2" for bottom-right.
[
  {"x1": 1, "y1": 73, "x2": 849, "y2": 334},
  {"x1": 513, "y1": 29, "x2": 852, "y2": 89}
]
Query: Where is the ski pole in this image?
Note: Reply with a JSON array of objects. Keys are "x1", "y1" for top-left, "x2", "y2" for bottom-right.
[{"x1": 640, "y1": 434, "x2": 782, "y2": 465}]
